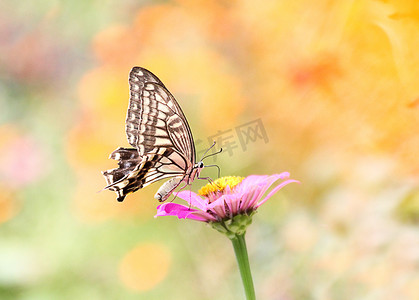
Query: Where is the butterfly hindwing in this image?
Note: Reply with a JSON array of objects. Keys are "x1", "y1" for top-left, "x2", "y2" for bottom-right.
[
  {"x1": 103, "y1": 148, "x2": 187, "y2": 202},
  {"x1": 102, "y1": 147, "x2": 143, "y2": 202}
]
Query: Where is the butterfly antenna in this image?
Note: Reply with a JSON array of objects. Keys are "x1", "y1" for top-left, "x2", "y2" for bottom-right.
[
  {"x1": 202, "y1": 147, "x2": 223, "y2": 161},
  {"x1": 197, "y1": 142, "x2": 223, "y2": 188},
  {"x1": 199, "y1": 141, "x2": 218, "y2": 162}
]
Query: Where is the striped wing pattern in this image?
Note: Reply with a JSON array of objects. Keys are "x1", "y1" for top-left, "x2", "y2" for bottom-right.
[{"x1": 102, "y1": 67, "x2": 197, "y2": 202}]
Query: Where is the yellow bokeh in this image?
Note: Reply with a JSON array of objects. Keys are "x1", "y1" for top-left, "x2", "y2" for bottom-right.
[
  {"x1": 0, "y1": 124, "x2": 19, "y2": 148},
  {"x1": 92, "y1": 24, "x2": 142, "y2": 68},
  {"x1": 77, "y1": 66, "x2": 128, "y2": 123},
  {"x1": 118, "y1": 243, "x2": 171, "y2": 292},
  {"x1": 88, "y1": 2, "x2": 245, "y2": 131},
  {"x1": 137, "y1": 50, "x2": 244, "y2": 130},
  {"x1": 66, "y1": 116, "x2": 127, "y2": 171},
  {"x1": 0, "y1": 185, "x2": 20, "y2": 224},
  {"x1": 71, "y1": 170, "x2": 155, "y2": 223}
]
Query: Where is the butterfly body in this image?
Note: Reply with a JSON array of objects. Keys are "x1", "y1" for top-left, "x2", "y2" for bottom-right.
[
  {"x1": 154, "y1": 159, "x2": 204, "y2": 201},
  {"x1": 102, "y1": 67, "x2": 202, "y2": 202}
]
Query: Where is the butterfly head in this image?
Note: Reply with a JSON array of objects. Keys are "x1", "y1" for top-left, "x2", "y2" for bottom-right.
[{"x1": 192, "y1": 161, "x2": 205, "y2": 177}]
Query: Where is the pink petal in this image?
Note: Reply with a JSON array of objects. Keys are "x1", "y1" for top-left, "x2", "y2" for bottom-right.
[
  {"x1": 239, "y1": 173, "x2": 290, "y2": 210},
  {"x1": 239, "y1": 187, "x2": 259, "y2": 211},
  {"x1": 189, "y1": 211, "x2": 218, "y2": 222},
  {"x1": 277, "y1": 172, "x2": 291, "y2": 179},
  {"x1": 175, "y1": 190, "x2": 207, "y2": 210},
  {"x1": 222, "y1": 196, "x2": 235, "y2": 218},
  {"x1": 256, "y1": 179, "x2": 300, "y2": 207},
  {"x1": 230, "y1": 195, "x2": 242, "y2": 215},
  {"x1": 258, "y1": 173, "x2": 290, "y2": 195},
  {"x1": 207, "y1": 195, "x2": 230, "y2": 219},
  {"x1": 239, "y1": 173, "x2": 289, "y2": 194},
  {"x1": 238, "y1": 175, "x2": 269, "y2": 192},
  {"x1": 155, "y1": 203, "x2": 208, "y2": 221}
]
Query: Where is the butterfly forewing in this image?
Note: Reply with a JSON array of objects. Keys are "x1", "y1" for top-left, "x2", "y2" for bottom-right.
[
  {"x1": 126, "y1": 69, "x2": 195, "y2": 161},
  {"x1": 102, "y1": 67, "x2": 198, "y2": 202}
]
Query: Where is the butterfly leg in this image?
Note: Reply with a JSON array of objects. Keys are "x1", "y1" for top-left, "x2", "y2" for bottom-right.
[
  {"x1": 198, "y1": 175, "x2": 223, "y2": 189},
  {"x1": 197, "y1": 176, "x2": 221, "y2": 189},
  {"x1": 169, "y1": 180, "x2": 190, "y2": 203},
  {"x1": 197, "y1": 176, "x2": 213, "y2": 183},
  {"x1": 202, "y1": 164, "x2": 221, "y2": 179}
]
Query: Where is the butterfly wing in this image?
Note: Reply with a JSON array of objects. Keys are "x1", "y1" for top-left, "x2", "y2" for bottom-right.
[
  {"x1": 126, "y1": 67, "x2": 196, "y2": 161},
  {"x1": 103, "y1": 147, "x2": 186, "y2": 202},
  {"x1": 102, "y1": 67, "x2": 196, "y2": 202}
]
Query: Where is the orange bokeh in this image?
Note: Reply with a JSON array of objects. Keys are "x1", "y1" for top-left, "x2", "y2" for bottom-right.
[
  {"x1": 118, "y1": 242, "x2": 171, "y2": 292},
  {"x1": 71, "y1": 169, "x2": 156, "y2": 223},
  {"x1": 77, "y1": 66, "x2": 128, "y2": 122},
  {"x1": 0, "y1": 185, "x2": 20, "y2": 224},
  {"x1": 68, "y1": 0, "x2": 419, "y2": 229}
]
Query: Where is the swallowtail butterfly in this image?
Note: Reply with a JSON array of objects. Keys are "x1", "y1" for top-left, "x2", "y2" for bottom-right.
[{"x1": 102, "y1": 67, "x2": 218, "y2": 202}]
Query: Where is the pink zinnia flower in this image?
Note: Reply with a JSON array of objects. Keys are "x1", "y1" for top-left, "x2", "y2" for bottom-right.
[
  {"x1": 155, "y1": 173, "x2": 299, "y2": 236},
  {"x1": 155, "y1": 172, "x2": 299, "y2": 298}
]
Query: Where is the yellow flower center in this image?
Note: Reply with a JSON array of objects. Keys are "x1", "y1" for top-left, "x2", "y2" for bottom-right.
[{"x1": 198, "y1": 176, "x2": 244, "y2": 197}]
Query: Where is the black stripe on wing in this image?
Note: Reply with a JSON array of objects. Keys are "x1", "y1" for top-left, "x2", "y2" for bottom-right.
[
  {"x1": 102, "y1": 147, "x2": 142, "y2": 202},
  {"x1": 125, "y1": 67, "x2": 196, "y2": 163},
  {"x1": 129, "y1": 66, "x2": 166, "y2": 89},
  {"x1": 103, "y1": 147, "x2": 186, "y2": 202}
]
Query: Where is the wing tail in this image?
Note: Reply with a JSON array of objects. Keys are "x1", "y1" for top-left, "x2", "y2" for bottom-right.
[
  {"x1": 102, "y1": 147, "x2": 143, "y2": 202},
  {"x1": 102, "y1": 148, "x2": 184, "y2": 202}
]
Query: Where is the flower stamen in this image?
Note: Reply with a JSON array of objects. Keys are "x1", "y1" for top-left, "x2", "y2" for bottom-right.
[{"x1": 198, "y1": 176, "x2": 244, "y2": 197}]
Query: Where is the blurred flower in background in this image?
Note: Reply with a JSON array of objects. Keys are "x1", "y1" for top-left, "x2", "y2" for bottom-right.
[
  {"x1": 0, "y1": 125, "x2": 49, "y2": 188},
  {"x1": 118, "y1": 242, "x2": 171, "y2": 292},
  {"x1": 1, "y1": 0, "x2": 418, "y2": 299}
]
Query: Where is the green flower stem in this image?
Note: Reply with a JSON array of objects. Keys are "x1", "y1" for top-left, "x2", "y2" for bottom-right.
[{"x1": 230, "y1": 233, "x2": 256, "y2": 300}]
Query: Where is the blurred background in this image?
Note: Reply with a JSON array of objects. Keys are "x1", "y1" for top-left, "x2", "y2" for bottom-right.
[{"x1": 1, "y1": 0, "x2": 418, "y2": 299}]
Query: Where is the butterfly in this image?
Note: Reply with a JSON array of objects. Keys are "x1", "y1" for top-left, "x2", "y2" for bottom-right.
[{"x1": 102, "y1": 67, "x2": 220, "y2": 202}]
